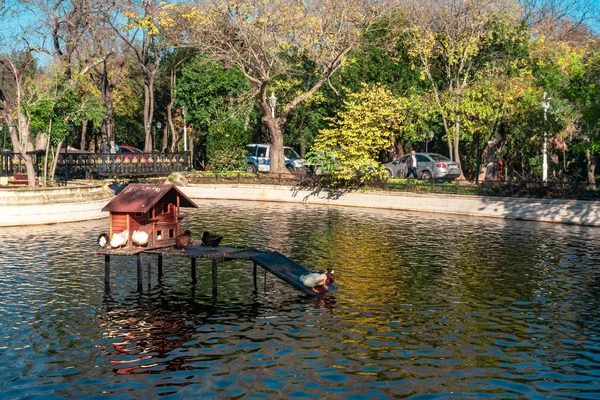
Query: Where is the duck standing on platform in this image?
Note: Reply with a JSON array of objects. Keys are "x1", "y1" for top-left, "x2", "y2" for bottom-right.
[
  {"x1": 131, "y1": 230, "x2": 149, "y2": 247},
  {"x1": 97, "y1": 233, "x2": 109, "y2": 248},
  {"x1": 175, "y1": 230, "x2": 192, "y2": 251},
  {"x1": 300, "y1": 269, "x2": 335, "y2": 293},
  {"x1": 110, "y1": 229, "x2": 129, "y2": 249},
  {"x1": 201, "y1": 231, "x2": 223, "y2": 247}
]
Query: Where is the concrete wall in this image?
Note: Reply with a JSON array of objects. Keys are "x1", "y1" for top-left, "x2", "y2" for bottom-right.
[
  {"x1": 182, "y1": 184, "x2": 600, "y2": 227},
  {"x1": 1, "y1": 182, "x2": 598, "y2": 227},
  {"x1": 0, "y1": 183, "x2": 112, "y2": 226}
]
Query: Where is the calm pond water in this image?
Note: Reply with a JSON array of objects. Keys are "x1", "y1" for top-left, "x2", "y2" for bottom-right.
[{"x1": 1, "y1": 200, "x2": 600, "y2": 399}]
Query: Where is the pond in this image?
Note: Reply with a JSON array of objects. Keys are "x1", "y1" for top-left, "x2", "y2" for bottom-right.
[{"x1": 1, "y1": 200, "x2": 599, "y2": 399}]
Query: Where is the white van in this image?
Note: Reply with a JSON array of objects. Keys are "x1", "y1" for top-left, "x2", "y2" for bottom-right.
[{"x1": 246, "y1": 144, "x2": 306, "y2": 173}]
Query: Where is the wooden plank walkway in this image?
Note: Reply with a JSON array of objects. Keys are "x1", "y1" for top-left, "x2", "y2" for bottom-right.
[
  {"x1": 250, "y1": 252, "x2": 315, "y2": 295},
  {"x1": 99, "y1": 243, "x2": 323, "y2": 296}
]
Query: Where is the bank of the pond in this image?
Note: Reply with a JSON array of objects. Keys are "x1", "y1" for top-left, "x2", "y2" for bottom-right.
[
  {"x1": 1, "y1": 182, "x2": 598, "y2": 227},
  {"x1": 181, "y1": 184, "x2": 600, "y2": 227},
  {"x1": 0, "y1": 183, "x2": 113, "y2": 227}
]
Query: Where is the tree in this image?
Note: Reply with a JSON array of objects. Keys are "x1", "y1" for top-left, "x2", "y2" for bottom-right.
[
  {"x1": 176, "y1": 54, "x2": 251, "y2": 170},
  {"x1": 111, "y1": 0, "x2": 167, "y2": 152},
  {"x1": 400, "y1": 0, "x2": 521, "y2": 169},
  {"x1": 461, "y1": 68, "x2": 537, "y2": 182},
  {"x1": 0, "y1": 50, "x2": 41, "y2": 188},
  {"x1": 309, "y1": 84, "x2": 419, "y2": 182},
  {"x1": 164, "y1": 0, "x2": 385, "y2": 173},
  {"x1": 84, "y1": 2, "x2": 129, "y2": 146}
]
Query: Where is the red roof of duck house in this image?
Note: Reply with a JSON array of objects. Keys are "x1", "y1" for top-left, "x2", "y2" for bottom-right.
[{"x1": 101, "y1": 184, "x2": 197, "y2": 213}]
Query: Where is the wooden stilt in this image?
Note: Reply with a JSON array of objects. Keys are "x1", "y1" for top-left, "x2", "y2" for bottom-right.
[
  {"x1": 212, "y1": 258, "x2": 218, "y2": 297},
  {"x1": 191, "y1": 257, "x2": 197, "y2": 284},
  {"x1": 253, "y1": 262, "x2": 257, "y2": 290},
  {"x1": 264, "y1": 268, "x2": 267, "y2": 292},
  {"x1": 137, "y1": 253, "x2": 143, "y2": 292},
  {"x1": 157, "y1": 254, "x2": 163, "y2": 278},
  {"x1": 104, "y1": 255, "x2": 110, "y2": 288},
  {"x1": 147, "y1": 256, "x2": 152, "y2": 290}
]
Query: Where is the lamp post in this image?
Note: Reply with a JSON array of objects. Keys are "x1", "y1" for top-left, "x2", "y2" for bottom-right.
[
  {"x1": 268, "y1": 92, "x2": 277, "y2": 118},
  {"x1": 155, "y1": 121, "x2": 162, "y2": 152},
  {"x1": 423, "y1": 130, "x2": 434, "y2": 152},
  {"x1": 1, "y1": 123, "x2": 4, "y2": 151},
  {"x1": 182, "y1": 106, "x2": 188, "y2": 152},
  {"x1": 541, "y1": 91, "x2": 550, "y2": 183}
]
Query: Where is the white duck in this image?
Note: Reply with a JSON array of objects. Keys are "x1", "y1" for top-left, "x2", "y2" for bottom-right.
[
  {"x1": 131, "y1": 230, "x2": 149, "y2": 247},
  {"x1": 110, "y1": 229, "x2": 129, "y2": 249},
  {"x1": 299, "y1": 269, "x2": 335, "y2": 293},
  {"x1": 97, "y1": 233, "x2": 109, "y2": 248}
]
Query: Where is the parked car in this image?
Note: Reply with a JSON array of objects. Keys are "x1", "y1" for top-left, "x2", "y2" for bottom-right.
[
  {"x1": 384, "y1": 153, "x2": 461, "y2": 181},
  {"x1": 117, "y1": 145, "x2": 144, "y2": 154},
  {"x1": 246, "y1": 144, "x2": 306, "y2": 173}
]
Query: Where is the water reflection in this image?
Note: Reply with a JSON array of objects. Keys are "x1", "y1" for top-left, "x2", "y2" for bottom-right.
[{"x1": 1, "y1": 200, "x2": 599, "y2": 398}]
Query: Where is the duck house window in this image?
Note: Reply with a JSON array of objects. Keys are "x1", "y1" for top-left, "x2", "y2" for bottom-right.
[
  {"x1": 169, "y1": 229, "x2": 174, "y2": 238},
  {"x1": 157, "y1": 230, "x2": 162, "y2": 240}
]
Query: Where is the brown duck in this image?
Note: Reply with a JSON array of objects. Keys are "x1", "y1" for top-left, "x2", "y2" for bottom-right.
[{"x1": 175, "y1": 230, "x2": 192, "y2": 251}]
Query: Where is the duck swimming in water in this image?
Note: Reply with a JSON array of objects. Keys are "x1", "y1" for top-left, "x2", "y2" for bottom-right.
[{"x1": 300, "y1": 269, "x2": 335, "y2": 293}]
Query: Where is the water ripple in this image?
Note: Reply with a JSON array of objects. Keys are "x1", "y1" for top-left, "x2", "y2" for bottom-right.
[{"x1": 1, "y1": 200, "x2": 599, "y2": 398}]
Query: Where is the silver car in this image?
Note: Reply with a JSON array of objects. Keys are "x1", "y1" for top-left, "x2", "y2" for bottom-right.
[{"x1": 384, "y1": 153, "x2": 461, "y2": 181}]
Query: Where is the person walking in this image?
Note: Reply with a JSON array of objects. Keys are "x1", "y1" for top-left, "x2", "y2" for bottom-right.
[
  {"x1": 406, "y1": 150, "x2": 418, "y2": 179},
  {"x1": 100, "y1": 138, "x2": 110, "y2": 154}
]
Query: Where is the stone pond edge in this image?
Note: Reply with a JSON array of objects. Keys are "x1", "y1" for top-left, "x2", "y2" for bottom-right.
[{"x1": 0, "y1": 182, "x2": 598, "y2": 227}]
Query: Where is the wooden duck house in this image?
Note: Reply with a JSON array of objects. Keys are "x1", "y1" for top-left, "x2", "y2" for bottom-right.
[{"x1": 102, "y1": 184, "x2": 197, "y2": 247}]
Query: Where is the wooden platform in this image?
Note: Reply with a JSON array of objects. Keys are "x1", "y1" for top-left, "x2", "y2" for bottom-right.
[
  {"x1": 100, "y1": 242, "x2": 324, "y2": 297},
  {"x1": 250, "y1": 252, "x2": 317, "y2": 295}
]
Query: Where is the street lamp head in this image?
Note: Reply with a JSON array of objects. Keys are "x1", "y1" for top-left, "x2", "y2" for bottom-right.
[
  {"x1": 182, "y1": 106, "x2": 187, "y2": 116},
  {"x1": 429, "y1": 130, "x2": 434, "y2": 140},
  {"x1": 157, "y1": 121, "x2": 162, "y2": 130},
  {"x1": 268, "y1": 92, "x2": 277, "y2": 109}
]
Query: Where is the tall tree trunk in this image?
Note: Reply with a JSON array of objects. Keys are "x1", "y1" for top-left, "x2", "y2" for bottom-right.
[
  {"x1": 80, "y1": 118, "x2": 88, "y2": 150},
  {"x1": 143, "y1": 73, "x2": 156, "y2": 152},
  {"x1": 485, "y1": 115, "x2": 507, "y2": 183},
  {"x1": 263, "y1": 116, "x2": 286, "y2": 173},
  {"x1": 23, "y1": 157, "x2": 37, "y2": 188},
  {"x1": 50, "y1": 142, "x2": 62, "y2": 185},
  {"x1": 189, "y1": 131, "x2": 194, "y2": 169},
  {"x1": 453, "y1": 115, "x2": 460, "y2": 163},
  {"x1": 162, "y1": 123, "x2": 168, "y2": 153},
  {"x1": 168, "y1": 68, "x2": 178, "y2": 153},
  {"x1": 43, "y1": 120, "x2": 52, "y2": 187},
  {"x1": 6, "y1": 116, "x2": 38, "y2": 188},
  {"x1": 586, "y1": 149, "x2": 597, "y2": 190},
  {"x1": 100, "y1": 62, "x2": 116, "y2": 143}
]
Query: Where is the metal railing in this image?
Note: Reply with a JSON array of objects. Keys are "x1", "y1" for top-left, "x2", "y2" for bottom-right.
[{"x1": 1, "y1": 151, "x2": 191, "y2": 179}]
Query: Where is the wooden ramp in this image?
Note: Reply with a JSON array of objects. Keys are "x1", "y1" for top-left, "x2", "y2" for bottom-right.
[{"x1": 250, "y1": 251, "x2": 318, "y2": 296}]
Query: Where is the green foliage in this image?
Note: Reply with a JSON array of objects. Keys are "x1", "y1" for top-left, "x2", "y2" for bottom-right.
[
  {"x1": 177, "y1": 54, "x2": 252, "y2": 169},
  {"x1": 205, "y1": 118, "x2": 250, "y2": 171},
  {"x1": 310, "y1": 84, "x2": 416, "y2": 183}
]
